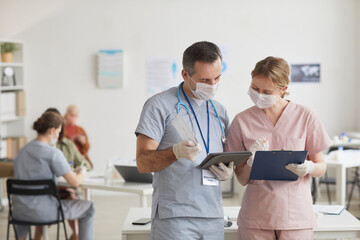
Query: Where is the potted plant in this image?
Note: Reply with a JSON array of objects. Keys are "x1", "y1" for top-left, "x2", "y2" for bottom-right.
[{"x1": 1, "y1": 42, "x2": 19, "y2": 63}]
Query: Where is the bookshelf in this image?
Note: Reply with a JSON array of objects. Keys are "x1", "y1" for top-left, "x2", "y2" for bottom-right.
[
  {"x1": 0, "y1": 39, "x2": 26, "y2": 159},
  {"x1": 0, "y1": 39, "x2": 26, "y2": 209}
]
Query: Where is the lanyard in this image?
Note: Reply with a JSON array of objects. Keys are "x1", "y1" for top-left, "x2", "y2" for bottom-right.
[{"x1": 181, "y1": 85, "x2": 210, "y2": 154}]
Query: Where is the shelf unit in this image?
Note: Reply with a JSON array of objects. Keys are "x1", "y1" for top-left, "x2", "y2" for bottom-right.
[
  {"x1": 0, "y1": 39, "x2": 26, "y2": 209},
  {"x1": 0, "y1": 39, "x2": 25, "y2": 140}
]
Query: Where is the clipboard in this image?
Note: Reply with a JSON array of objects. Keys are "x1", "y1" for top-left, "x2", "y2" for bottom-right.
[
  {"x1": 313, "y1": 205, "x2": 345, "y2": 215},
  {"x1": 249, "y1": 150, "x2": 308, "y2": 181},
  {"x1": 199, "y1": 151, "x2": 252, "y2": 169}
]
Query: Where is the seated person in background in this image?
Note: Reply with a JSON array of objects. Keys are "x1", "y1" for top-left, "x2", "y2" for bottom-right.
[
  {"x1": 14, "y1": 111, "x2": 95, "y2": 240},
  {"x1": 64, "y1": 105, "x2": 93, "y2": 168},
  {"x1": 34, "y1": 108, "x2": 91, "y2": 240},
  {"x1": 48, "y1": 108, "x2": 91, "y2": 170}
]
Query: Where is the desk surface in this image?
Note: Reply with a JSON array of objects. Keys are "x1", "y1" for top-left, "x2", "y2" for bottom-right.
[
  {"x1": 325, "y1": 150, "x2": 360, "y2": 167},
  {"x1": 57, "y1": 171, "x2": 153, "y2": 195},
  {"x1": 122, "y1": 207, "x2": 360, "y2": 239}
]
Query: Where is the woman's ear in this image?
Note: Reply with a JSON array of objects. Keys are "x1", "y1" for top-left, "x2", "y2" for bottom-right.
[{"x1": 281, "y1": 86, "x2": 288, "y2": 95}]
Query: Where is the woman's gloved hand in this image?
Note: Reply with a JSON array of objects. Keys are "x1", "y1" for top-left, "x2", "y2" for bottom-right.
[
  {"x1": 173, "y1": 140, "x2": 202, "y2": 161},
  {"x1": 247, "y1": 136, "x2": 269, "y2": 167},
  {"x1": 76, "y1": 166, "x2": 87, "y2": 177},
  {"x1": 285, "y1": 160, "x2": 315, "y2": 177},
  {"x1": 210, "y1": 162, "x2": 234, "y2": 181}
]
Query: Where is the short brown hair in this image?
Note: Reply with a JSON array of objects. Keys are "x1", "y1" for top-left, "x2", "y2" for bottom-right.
[
  {"x1": 182, "y1": 41, "x2": 222, "y2": 76},
  {"x1": 33, "y1": 112, "x2": 63, "y2": 134},
  {"x1": 251, "y1": 56, "x2": 290, "y2": 98}
]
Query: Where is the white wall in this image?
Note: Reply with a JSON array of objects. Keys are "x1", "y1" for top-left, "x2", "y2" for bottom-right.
[{"x1": 0, "y1": 0, "x2": 359, "y2": 176}]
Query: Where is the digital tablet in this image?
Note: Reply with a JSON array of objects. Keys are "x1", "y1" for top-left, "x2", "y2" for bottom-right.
[
  {"x1": 249, "y1": 150, "x2": 308, "y2": 181},
  {"x1": 199, "y1": 151, "x2": 252, "y2": 169},
  {"x1": 114, "y1": 165, "x2": 153, "y2": 183}
]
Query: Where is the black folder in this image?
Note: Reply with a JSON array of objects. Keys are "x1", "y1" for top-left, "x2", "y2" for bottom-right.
[{"x1": 249, "y1": 150, "x2": 308, "y2": 181}]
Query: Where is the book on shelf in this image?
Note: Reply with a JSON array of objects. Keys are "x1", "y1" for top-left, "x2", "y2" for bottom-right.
[
  {"x1": 0, "y1": 92, "x2": 16, "y2": 119},
  {"x1": 0, "y1": 136, "x2": 27, "y2": 160},
  {"x1": 0, "y1": 91, "x2": 26, "y2": 119},
  {"x1": 15, "y1": 91, "x2": 25, "y2": 116},
  {"x1": 0, "y1": 139, "x2": 6, "y2": 159}
]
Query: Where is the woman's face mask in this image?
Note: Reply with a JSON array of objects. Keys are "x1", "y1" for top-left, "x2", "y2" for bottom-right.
[
  {"x1": 187, "y1": 75, "x2": 219, "y2": 101},
  {"x1": 248, "y1": 87, "x2": 280, "y2": 109},
  {"x1": 49, "y1": 132, "x2": 59, "y2": 146}
]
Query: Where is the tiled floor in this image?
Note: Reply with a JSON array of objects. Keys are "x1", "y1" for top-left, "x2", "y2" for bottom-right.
[{"x1": 1, "y1": 187, "x2": 360, "y2": 240}]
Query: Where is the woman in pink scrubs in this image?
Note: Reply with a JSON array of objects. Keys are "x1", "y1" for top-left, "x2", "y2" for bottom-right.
[{"x1": 225, "y1": 56, "x2": 331, "y2": 240}]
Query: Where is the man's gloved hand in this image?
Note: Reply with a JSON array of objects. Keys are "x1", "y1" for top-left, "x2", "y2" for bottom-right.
[
  {"x1": 247, "y1": 137, "x2": 269, "y2": 167},
  {"x1": 209, "y1": 162, "x2": 234, "y2": 181},
  {"x1": 285, "y1": 160, "x2": 315, "y2": 177},
  {"x1": 173, "y1": 140, "x2": 202, "y2": 161}
]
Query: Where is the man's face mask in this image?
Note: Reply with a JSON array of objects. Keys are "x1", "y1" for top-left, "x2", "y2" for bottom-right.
[{"x1": 187, "y1": 75, "x2": 219, "y2": 101}]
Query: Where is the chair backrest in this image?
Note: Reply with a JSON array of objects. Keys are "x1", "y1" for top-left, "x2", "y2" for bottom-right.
[
  {"x1": 7, "y1": 179, "x2": 59, "y2": 198},
  {"x1": 6, "y1": 179, "x2": 64, "y2": 224},
  {"x1": 6, "y1": 179, "x2": 69, "y2": 239}
]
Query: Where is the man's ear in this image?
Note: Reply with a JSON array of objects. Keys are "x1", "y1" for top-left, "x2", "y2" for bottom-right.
[{"x1": 181, "y1": 69, "x2": 188, "y2": 81}]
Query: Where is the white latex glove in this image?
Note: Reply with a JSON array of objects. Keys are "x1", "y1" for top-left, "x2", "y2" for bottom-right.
[
  {"x1": 285, "y1": 160, "x2": 315, "y2": 177},
  {"x1": 209, "y1": 162, "x2": 234, "y2": 181},
  {"x1": 247, "y1": 136, "x2": 269, "y2": 167},
  {"x1": 173, "y1": 140, "x2": 202, "y2": 161},
  {"x1": 79, "y1": 166, "x2": 87, "y2": 178}
]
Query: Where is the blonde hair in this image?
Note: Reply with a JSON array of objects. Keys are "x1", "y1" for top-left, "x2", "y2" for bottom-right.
[
  {"x1": 65, "y1": 105, "x2": 79, "y2": 118},
  {"x1": 251, "y1": 56, "x2": 290, "y2": 98}
]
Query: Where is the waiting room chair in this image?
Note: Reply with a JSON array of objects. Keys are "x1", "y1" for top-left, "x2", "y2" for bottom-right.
[{"x1": 6, "y1": 179, "x2": 68, "y2": 240}]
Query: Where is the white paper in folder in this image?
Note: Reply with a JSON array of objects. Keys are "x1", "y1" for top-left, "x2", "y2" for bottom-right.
[{"x1": 171, "y1": 114, "x2": 197, "y2": 144}]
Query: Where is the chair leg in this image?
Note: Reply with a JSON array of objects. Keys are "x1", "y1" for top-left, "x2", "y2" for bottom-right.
[
  {"x1": 28, "y1": 226, "x2": 32, "y2": 240},
  {"x1": 347, "y1": 176, "x2": 357, "y2": 210},
  {"x1": 312, "y1": 178, "x2": 317, "y2": 204},
  {"x1": 6, "y1": 221, "x2": 10, "y2": 240},
  {"x1": 358, "y1": 184, "x2": 360, "y2": 209},
  {"x1": 12, "y1": 224, "x2": 18, "y2": 240},
  {"x1": 57, "y1": 223, "x2": 59, "y2": 240},
  {"x1": 356, "y1": 170, "x2": 360, "y2": 209},
  {"x1": 326, "y1": 182, "x2": 332, "y2": 204},
  {"x1": 63, "y1": 220, "x2": 68, "y2": 240}
]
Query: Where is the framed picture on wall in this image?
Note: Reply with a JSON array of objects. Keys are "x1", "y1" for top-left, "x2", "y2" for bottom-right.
[{"x1": 290, "y1": 63, "x2": 320, "y2": 83}]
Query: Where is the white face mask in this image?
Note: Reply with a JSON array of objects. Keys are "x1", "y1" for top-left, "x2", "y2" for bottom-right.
[
  {"x1": 187, "y1": 75, "x2": 219, "y2": 100},
  {"x1": 248, "y1": 87, "x2": 279, "y2": 109},
  {"x1": 49, "y1": 133, "x2": 59, "y2": 146}
]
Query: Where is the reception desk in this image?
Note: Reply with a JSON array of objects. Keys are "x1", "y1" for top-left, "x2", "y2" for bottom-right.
[{"x1": 122, "y1": 207, "x2": 360, "y2": 240}]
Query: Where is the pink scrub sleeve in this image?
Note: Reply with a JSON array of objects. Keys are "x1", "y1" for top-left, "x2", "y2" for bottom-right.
[
  {"x1": 225, "y1": 115, "x2": 246, "y2": 152},
  {"x1": 305, "y1": 108, "x2": 332, "y2": 156}
]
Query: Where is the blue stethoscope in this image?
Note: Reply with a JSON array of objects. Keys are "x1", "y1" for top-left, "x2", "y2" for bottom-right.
[{"x1": 176, "y1": 82, "x2": 226, "y2": 154}]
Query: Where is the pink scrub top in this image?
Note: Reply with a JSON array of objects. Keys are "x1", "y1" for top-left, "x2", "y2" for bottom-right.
[{"x1": 226, "y1": 101, "x2": 331, "y2": 230}]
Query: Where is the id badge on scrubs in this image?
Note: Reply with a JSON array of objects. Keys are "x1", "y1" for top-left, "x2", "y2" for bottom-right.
[{"x1": 202, "y1": 169, "x2": 219, "y2": 186}]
